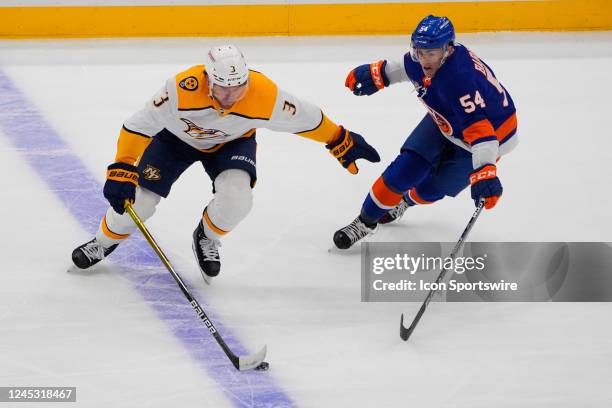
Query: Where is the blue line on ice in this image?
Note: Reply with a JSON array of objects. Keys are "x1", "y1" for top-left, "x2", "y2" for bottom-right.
[{"x1": 0, "y1": 69, "x2": 295, "y2": 408}]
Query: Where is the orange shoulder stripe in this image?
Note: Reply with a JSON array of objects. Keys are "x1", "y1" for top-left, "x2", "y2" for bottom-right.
[
  {"x1": 175, "y1": 65, "x2": 213, "y2": 111},
  {"x1": 462, "y1": 119, "x2": 496, "y2": 145},
  {"x1": 229, "y1": 70, "x2": 278, "y2": 120},
  {"x1": 176, "y1": 68, "x2": 278, "y2": 118}
]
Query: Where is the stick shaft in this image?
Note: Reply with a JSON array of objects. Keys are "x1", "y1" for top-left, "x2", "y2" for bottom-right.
[
  {"x1": 400, "y1": 199, "x2": 485, "y2": 341},
  {"x1": 124, "y1": 202, "x2": 240, "y2": 368}
]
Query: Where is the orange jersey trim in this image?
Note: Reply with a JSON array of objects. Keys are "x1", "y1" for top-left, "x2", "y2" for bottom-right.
[
  {"x1": 463, "y1": 113, "x2": 518, "y2": 146},
  {"x1": 175, "y1": 65, "x2": 210, "y2": 110},
  {"x1": 296, "y1": 113, "x2": 340, "y2": 144},
  {"x1": 229, "y1": 70, "x2": 277, "y2": 119},
  {"x1": 175, "y1": 66, "x2": 278, "y2": 120},
  {"x1": 462, "y1": 119, "x2": 496, "y2": 145},
  {"x1": 495, "y1": 112, "x2": 517, "y2": 141},
  {"x1": 115, "y1": 126, "x2": 153, "y2": 165}
]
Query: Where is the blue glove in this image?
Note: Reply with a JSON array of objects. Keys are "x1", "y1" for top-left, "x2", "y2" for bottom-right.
[
  {"x1": 104, "y1": 162, "x2": 138, "y2": 214},
  {"x1": 326, "y1": 127, "x2": 380, "y2": 174},
  {"x1": 470, "y1": 164, "x2": 503, "y2": 209},
  {"x1": 345, "y1": 60, "x2": 389, "y2": 96}
]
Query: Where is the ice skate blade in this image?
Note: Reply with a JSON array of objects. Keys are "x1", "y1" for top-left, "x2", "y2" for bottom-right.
[{"x1": 192, "y1": 241, "x2": 215, "y2": 285}]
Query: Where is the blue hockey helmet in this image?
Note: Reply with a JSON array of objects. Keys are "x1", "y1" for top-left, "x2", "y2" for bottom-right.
[{"x1": 411, "y1": 15, "x2": 455, "y2": 50}]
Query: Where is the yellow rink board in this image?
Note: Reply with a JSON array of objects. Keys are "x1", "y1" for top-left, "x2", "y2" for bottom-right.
[{"x1": 1, "y1": 1, "x2": 611, "y2": 39}]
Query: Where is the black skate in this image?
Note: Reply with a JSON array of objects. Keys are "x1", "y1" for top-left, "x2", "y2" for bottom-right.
[
  {"x1": 72, "y1": 238, "x2": 118, "y2": 269},
  {"x1": 333, "y1": 216, "x2": 377, "y2": 250},
  {"x1": 192, "y1": 220, "x2": 221, "y2": 284},
  {"x1": 378, "y1": 197, "x2": 412, "y2": 224}
]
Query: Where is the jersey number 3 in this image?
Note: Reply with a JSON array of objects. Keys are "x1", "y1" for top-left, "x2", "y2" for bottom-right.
[
  {"x1": 283, "y1": 101, "x2": 297, "y2": 115},
  {"x1": 153, "y1": 91, "x2": 169, "y2": 107},
  {"x1": 459, "y1": 91, "x2": 486, "y2": 113}
]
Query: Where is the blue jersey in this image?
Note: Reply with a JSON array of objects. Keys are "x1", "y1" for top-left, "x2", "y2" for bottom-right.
[{"x1": 403, "y1": 44, "x2": 517, "y2": 152}]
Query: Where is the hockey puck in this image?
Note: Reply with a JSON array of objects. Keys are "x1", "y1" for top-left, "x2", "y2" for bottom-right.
[{"x1": 254, "y1": 362, "x2": 269, "y2": 371}]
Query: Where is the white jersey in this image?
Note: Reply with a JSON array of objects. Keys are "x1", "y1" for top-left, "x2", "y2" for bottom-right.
[{"x1": 122, "y1": 65, "x2": 333, "y2": 152}]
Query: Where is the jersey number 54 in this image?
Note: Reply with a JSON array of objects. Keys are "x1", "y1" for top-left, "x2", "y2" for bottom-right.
[{"x1": 459, "y1": 91, "x2": 486, "y2": 113}]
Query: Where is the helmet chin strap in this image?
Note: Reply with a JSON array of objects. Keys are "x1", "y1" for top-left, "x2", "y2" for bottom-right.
[
  {"x1": 205, "y1": 73, "x2": 231, "y2": 112},
  {"x1": 205, "y1": 73, "x2": 214, "y2": 99},
  {"x1": 440, "y1": 44, "x2": 451, "y2": 67},
  {"x1": 205, "y1": 71, "x2": 249, "y2": 112}
]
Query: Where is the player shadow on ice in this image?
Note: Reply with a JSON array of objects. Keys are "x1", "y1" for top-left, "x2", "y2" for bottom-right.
[
  {"x1": 66, "y1": 262, "x2": 116, "y2": 276},
  {"x1": 328, "y1": 218, "x2": 453, "y2": 255}
]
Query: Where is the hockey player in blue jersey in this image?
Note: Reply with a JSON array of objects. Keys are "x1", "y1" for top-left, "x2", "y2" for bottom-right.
[{"x1": 333, "y1": 15, "x2": 518, "y2": 249}]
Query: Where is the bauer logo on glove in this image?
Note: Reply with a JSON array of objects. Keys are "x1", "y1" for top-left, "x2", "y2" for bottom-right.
[
  {"x1": 107, "y1": 168, "x2": 139, "y2": 184},
  {"x1": 326, "y1": 127, "x2": 380, "y2": 174},
  {"x1": 104, "y1": 162, "x2": 139, "y2": 214},
  {"x1": 328, "y1": 132, "x2": 354, "y2": 157}
]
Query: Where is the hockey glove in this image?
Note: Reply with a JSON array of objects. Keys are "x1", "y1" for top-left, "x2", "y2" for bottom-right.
[
  {"x1": 326, "y1": 127, "x2": 380, "y2": 174},
  {"x1": 345, "y1": 60, "x2": 389, "y2": 96},
  {"x1": 470, "y1": 164, "x2": 503, "y2": 209},
  {"x1": 104, "y1": 162, "x2": 138, "y2": 214}
]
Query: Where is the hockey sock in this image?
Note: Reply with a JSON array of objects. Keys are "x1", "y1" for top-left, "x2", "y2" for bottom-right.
[
  {"x1": 360, "y1": 150, "x2": 432, "y2": 224},
  {"x1": 95, "y1": 187, "x2": 161, "y2": 248},
  {"x1": 202, "y1": 169, "x2": 253, "y2": 241}
]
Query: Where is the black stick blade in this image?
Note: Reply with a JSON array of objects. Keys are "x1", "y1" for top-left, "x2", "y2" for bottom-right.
[
  {"x1": 400, "y1": 312, "x2": 419, "y2": 341},
  {"x1": 237, "y1": 345, "x2": 268, "y2": 371},
  {"x1": 400, "y1": 314, "x2": 410, "y2": 341}
]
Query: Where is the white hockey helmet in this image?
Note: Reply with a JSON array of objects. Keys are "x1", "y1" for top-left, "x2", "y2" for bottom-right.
[{"x1": 205, "y1": 45, "x2": 249, "y2": 88}]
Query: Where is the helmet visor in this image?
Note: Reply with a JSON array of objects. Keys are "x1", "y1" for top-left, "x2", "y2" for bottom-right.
[{"x1": 409, "y1": 42, "x2": 447, "y2": 63}]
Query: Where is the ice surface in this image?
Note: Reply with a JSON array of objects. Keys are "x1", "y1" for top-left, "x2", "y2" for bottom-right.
[{"x1": 1, "y1": 33, "x2": 611, "y2": 407}]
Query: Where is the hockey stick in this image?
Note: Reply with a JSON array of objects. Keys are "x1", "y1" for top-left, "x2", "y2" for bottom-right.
[
  {"x1": 124, "y1": 201, "x2": 267, "y2": 371},
  {"x1": 400, "y1": 198, "x2": 485, "y2": 341}
]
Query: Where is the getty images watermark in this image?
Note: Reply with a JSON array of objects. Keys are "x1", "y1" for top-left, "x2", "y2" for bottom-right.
[
  {"x1": 362, "y1": 242, "x2": 518, "y2": 302},
  {"x1": 371, "y1": 251, "x2": 517, "y2": 293},
  {"x1": 361, "y1": 242, "x2": 612, "y2": 302}
]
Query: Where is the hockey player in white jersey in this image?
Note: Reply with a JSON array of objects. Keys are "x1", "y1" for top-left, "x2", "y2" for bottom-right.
[{"x1": 72, "y1": 45, "x2": 380, "y2": 283}]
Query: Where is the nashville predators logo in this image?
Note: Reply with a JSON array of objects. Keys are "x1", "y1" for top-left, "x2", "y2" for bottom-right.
[
  {"x1": 179, "y1": 76, "x2": 199, "y2": 91},
  {"x1": 180, "y1": 118, "x2": 229, "y2": 141},
  {"x1": 142, "y1": 165, "x2": 161, "y2": 181}
]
